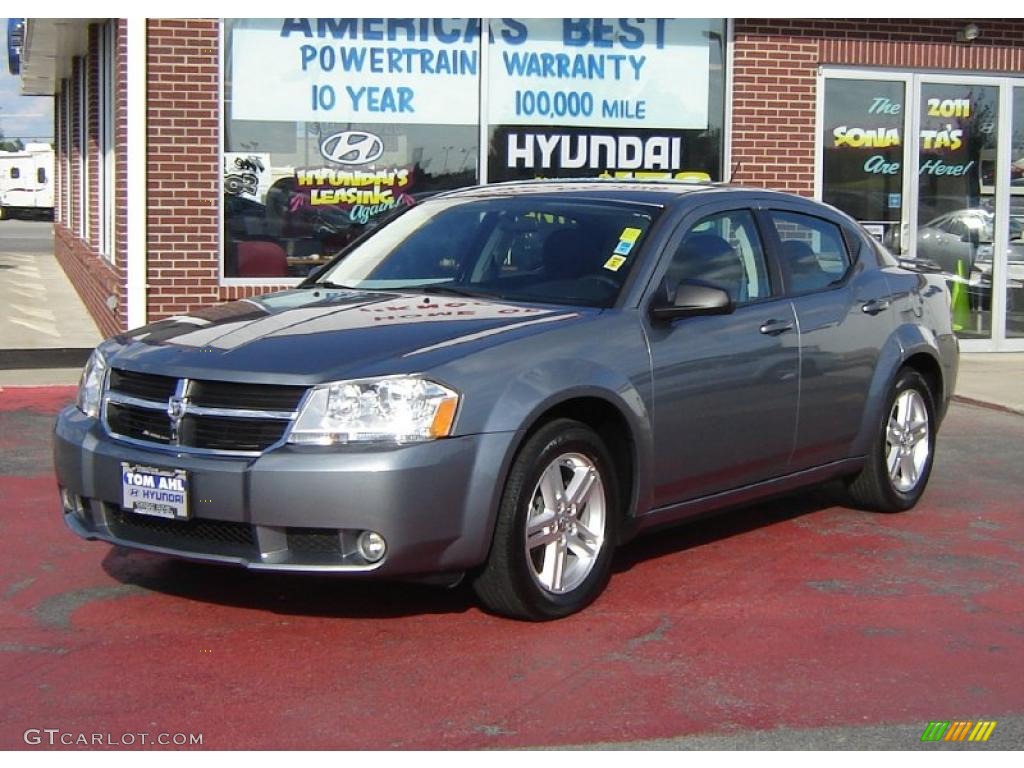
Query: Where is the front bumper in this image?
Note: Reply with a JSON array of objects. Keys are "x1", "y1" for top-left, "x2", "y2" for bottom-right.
[{"x1": 54, "y1": 406, "x2": 515, "y2": 577}]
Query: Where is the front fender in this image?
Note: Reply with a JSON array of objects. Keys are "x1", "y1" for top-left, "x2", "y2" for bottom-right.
[{"x1": 483, "y1": 359, "x2": 655, "y2": 524}]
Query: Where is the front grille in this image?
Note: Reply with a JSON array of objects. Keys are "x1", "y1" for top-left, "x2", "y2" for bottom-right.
[
  {"x1": 107, "y1": 402, "x2": 172, "y2": 444},
  {"x1": 108, "y1": 368, "x2": 177, "y2": 401},
  {"x1": 107, "y1": 507, "x2": 257, "y2": 557},
  {"x1": 189, "y1": 380, "x2": 307, "y2": 411},
  {"x1": 185, "y1": 415, "x2": 291, "y2": 452},
  {"x1": 105, "y1": 369, "x2": 305, "y2": 453}
]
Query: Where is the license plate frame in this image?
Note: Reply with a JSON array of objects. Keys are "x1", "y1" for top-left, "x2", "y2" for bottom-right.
[{"x1": 121, "y1": 462, "x2": 190, "y2": 520}]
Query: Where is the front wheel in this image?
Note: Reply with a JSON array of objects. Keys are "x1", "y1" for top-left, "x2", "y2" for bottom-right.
[
  {"x1": 847, "y1": 368, "x2": 936, "y2": 512},
  {"x1": 473, "y1": 418, "x2": 620, "y2": 620}
]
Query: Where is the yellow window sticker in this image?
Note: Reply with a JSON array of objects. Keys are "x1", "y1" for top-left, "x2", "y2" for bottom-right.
[
  {"x1": 619, "y1": 227, "x2": 643, "y2": 244},
  {"x1": 604, "y1": 255, "x2": 628, "y2": 272}
]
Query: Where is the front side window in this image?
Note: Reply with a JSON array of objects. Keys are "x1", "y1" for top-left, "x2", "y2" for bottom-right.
[
  {"x1": 770, "y1": 211, "x2": 850, "y2": 294},
  {"x1": 667, "y1": 210, "x2": 771, "y2": 304},
  {"x1": 316, "y1": 196, "x2": 660, "y2": 307}
]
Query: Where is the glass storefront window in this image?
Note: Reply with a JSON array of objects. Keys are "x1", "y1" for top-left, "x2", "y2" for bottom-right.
[
  {"x1": 223, "y1": 18, "x2": 481, "y2": 279},
  {"x1": 485, "y1": 18, "x2": 727, "y2": 183},
  {"x1": 916, "y1": 83, "x2": 999, "y2": 339},
  {"x1": 1007, "y1": 88, "x2": 1024, "y2": 339},
  {"x1": 222, "y1": 18, "x2": 728, "y2": 282},
  {"x1": 821, "y1": 78, "x2": 906, "y2": 253},
  {"x1": 820, "y1": 71, "x2": 1024, "y2": 347}
]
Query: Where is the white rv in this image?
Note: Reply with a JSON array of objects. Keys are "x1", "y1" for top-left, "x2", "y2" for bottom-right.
[{"x1": 0, "y1": 143, "x2": 54, "y2": 220}]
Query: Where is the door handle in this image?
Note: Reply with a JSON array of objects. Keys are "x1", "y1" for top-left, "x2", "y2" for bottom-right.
[
  {"x1": 861, "y1": 298, "x2": 891, "y2": 315},
  {"x1": 759, "y1": 319, "x2": 794, "y2": 336}
]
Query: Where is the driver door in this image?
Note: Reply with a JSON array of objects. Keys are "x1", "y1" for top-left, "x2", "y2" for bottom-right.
[{"x1": 646, "y1": 207, "x2": 800, "y2": 507}]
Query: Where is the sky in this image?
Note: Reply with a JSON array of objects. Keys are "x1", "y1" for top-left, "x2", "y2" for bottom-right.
[{"x1": 0, "y1": 18, "x2": 54, "y2": 142}]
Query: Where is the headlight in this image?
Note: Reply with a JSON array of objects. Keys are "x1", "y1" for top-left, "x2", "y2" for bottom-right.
[
  {"x1": 76, "y1": 348, "x2": 109, "y2": 419},
  {"x1": 288, "y1": 376, "x2": 459, "y2": 445}
]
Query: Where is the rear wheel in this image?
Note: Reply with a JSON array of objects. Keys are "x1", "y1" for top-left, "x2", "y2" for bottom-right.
[
  {"x1": 847, "y1": 368, "x2": 936, "y2": 512},
  {"x1": 473, "y1": 418, "x2": 620, "y2": 620}
]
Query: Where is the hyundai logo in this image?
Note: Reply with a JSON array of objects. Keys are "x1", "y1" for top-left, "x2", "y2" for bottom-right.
[{"x1": 320, "y1": 130, "x2": 384, "y2": 165}]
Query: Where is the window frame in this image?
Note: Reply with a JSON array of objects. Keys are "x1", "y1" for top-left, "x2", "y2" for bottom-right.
[
  {"x1": 761, "y1": 207, "x2": 856, "y2": 297},
  {"x1": 644, "y1": 204, "x2": 781, "y2": 312}
]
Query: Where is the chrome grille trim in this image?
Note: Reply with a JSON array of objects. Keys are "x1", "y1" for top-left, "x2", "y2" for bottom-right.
[
  {"x1": 102, "y1": 369, "x2": 308, "y2": 455},
  {"x1": 105, "y1": 392, "x2": 297, "y2": 421}
]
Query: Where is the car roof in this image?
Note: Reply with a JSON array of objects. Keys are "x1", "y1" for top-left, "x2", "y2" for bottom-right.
[{"x1": 432, "y1": 179, "x2": 810, "y2": 208}]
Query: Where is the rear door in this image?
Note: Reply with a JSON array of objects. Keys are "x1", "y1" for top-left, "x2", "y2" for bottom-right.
[
  {"x1": 645, "y1": 205, "x2": 799, "y2": 506},
  {"x1": 760, "y1": 207, "x2": 896, "y2": 470}
]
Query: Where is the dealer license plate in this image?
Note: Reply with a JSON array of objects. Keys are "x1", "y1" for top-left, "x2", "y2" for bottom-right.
[{"x1": 121, "y1": 462, "x2": 190, "y2": 520}]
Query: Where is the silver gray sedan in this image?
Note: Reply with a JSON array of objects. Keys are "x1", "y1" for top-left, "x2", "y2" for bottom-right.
[{"x1": 55, "y1": 181, "x2": 958, "y2": 620}]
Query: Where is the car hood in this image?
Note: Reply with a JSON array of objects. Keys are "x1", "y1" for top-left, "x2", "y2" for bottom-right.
[{"x1": 110, "y1": 288, "x2": 593, "y2": 383}]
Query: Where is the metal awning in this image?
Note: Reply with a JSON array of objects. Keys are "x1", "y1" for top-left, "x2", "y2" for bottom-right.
[{"x1": 17, "y1": 18, "x2": 101, "y2": 95}]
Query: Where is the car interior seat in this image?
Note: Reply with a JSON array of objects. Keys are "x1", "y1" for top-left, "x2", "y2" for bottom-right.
[
  {"x1": 237, "y1": 240, "x2": 289, "y2": 277},
  {"x1": 542, "y1": 227, "x2": 601, "y2": 280},
  {"x1": 669, "y1": 232, "x2": 746, "y2": 302},
  {"x1": 781, "y1": 239, "x2": 827, "y2": 293}
]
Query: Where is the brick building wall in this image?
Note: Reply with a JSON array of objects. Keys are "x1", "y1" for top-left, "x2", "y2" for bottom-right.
[
  {"x1": 146, "y1": 18, "x2": 221, "y2": 319},
  {"x1": 53, "y1": 30, "x2": 123, "y2": 340},
  {"x1": 731, "y1": 18, "x2": 1024, "y2": 196},
  {"x1": 114, "y1": 20, "x2": 129, "y2": 329}
]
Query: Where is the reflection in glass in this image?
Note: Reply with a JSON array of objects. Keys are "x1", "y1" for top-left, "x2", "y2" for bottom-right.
[
  {"x1": 1008, "y1": 88, "x2": 1024, "y2": 338},
  {"x1": 821, "y1": 79, "x2": 906, "y2": 253},
  {"x1": 914, "y1": 83, "x2": 999, "y2": 339}
]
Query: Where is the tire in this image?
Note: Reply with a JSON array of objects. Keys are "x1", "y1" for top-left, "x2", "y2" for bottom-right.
[
  {"x1": 473, "y1": 418, "x2": 621, "y2": 620},
  {"x1": 847, "y1": 368, "x2": 936, "y2": 512}
]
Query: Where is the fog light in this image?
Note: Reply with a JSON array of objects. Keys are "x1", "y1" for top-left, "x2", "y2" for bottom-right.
[{"x1": 357, "y1": 531, "x2": 387, "y2": 563}]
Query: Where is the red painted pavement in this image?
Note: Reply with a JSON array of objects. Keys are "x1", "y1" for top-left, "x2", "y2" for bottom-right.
[{"x1": 1, "y1": 386, "x2": 1022, "y2": 749}]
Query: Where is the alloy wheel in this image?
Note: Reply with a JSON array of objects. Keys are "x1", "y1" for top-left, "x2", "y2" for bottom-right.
[
  {"x1": 885, "y1": 389, "x2": 931, "y2": 493},
  {"x1": 523, "y1": 452, "x2": 607, "y2": 594}
]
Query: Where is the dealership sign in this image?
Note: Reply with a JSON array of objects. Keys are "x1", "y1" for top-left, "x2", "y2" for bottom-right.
[
  {"x1": 231, "y1": 18, "x2": 481, "y2": 124},
  {"x1": 488, "y1": 19, "x2": 710, "y2": 130},
  {"x1": 488, "y1": 125, "x2": 711, "y2": 183},
  {"x1": 231, "y1": 18, "x2": 711, "y2": 130}
]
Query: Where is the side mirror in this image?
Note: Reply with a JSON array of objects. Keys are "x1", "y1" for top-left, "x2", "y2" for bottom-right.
[{"x1": 650, "y1": 280, "x2": 734, "y2": 321}]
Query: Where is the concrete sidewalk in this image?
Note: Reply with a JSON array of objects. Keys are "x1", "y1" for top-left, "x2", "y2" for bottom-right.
[
  {"x1": 0, "y1": 221, "x2": 101, "y2": 386},
  {"x1": 954, "y1": 353, "x2": 1024, "y2": 415}
]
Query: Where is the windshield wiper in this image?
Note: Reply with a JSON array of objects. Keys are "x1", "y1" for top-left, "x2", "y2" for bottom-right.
[
  {"x1": 308, "y1": 280, "x2": 362, "y2": 290},
  {"x1": 420, "y1": 284, "x2": 491, "y2": 299}
]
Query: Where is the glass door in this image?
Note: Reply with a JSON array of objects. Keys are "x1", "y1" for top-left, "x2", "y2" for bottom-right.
[
  {"x1": 818, "y1": 71, "x2": 1024, "y2": 349},
  {"x1": 1006, "y1": 88, "x2": 1024, "y2": 339},
  {"x1": 913, "y1": 81, "x2": 1000, "y2": 340}
]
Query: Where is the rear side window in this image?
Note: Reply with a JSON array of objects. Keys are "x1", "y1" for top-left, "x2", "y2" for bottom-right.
[
  {"x1": 37, "y1": 167, "x2": 46, "y2": 184},
  {"x1": 10, "y1": 167, "x2": 19, "y2": 179},
  {"x1": 769, "y1": 211, "x2": 850, "y2": 294}
]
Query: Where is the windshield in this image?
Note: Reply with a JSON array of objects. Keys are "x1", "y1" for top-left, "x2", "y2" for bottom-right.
[{"x1": 314, "y1": 195, "x2": 660, "y2": 308}]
